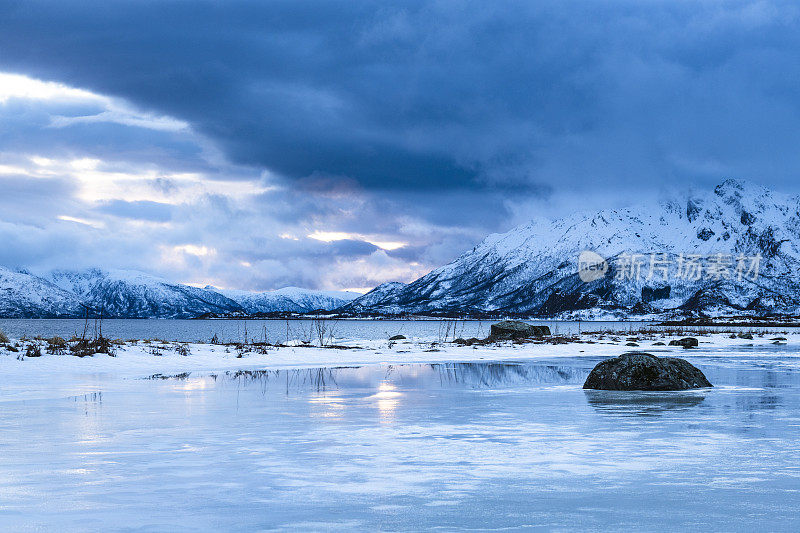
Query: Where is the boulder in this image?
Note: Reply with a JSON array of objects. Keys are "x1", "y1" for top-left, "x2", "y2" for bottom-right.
[
  {"x1": 668, "y1": 337, "x2": 699, "y2": 349},
  {"x1": 490, "y1": 320, "x2": 551, "y2": 339},
  {"x1": 583, "y1": 352, "x2": 712, "y2": 391},
  {"x1": 455, "y1": 337, "x2": 484, "y2": 346}
]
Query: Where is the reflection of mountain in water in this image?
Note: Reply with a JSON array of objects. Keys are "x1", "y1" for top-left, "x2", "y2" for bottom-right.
[
  {"x1": 429, "y1": 362, "x2": 585, "y2": 388},
  {"x1": 217, "y1": 361, "x2": 587, "y2": 394},
  {"x1": 226, "y1": 368, "x2": 342, "y2": 393}
]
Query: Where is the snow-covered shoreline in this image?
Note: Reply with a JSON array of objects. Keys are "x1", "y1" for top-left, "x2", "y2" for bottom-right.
[{"x1": 1, "y1": 330, "x2": 796, "y2": 389}]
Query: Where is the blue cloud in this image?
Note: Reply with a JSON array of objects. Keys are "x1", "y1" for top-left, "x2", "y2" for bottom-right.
[
  {"x1": 2, "y1": 0, "x2": 800, "y2": 289},
  {"x1": 94, "y1": 200, "x2": 174, "y2": 222}
]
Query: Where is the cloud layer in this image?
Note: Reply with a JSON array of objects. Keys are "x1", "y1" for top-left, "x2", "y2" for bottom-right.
[{"x1": 1, "y1": 1, "x2": 800, "y2": 290}]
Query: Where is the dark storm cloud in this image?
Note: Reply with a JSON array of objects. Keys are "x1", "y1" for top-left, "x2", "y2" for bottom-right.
[
  {"x1": 9, "y1": 0, "x2": 800, "y2": 197},
  {"x1": 3, "y1": 0, "x2": 800, "y2": 289}
]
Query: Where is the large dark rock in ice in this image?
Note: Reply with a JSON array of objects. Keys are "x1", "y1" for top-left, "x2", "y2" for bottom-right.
[
  {"x1": 668, "y1": 337, "x2": 699, "y2": 348},
  {"x1": 583, "y1": 352, "x2": 712, "y2": 391},
  {"x1": 490, "y1": 320, "x2": 551, "y2": 339}
]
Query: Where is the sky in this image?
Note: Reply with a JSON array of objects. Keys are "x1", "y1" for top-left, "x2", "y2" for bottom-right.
[{"x1": 1, "y1": 0, "x2": 800, "y2": 292}]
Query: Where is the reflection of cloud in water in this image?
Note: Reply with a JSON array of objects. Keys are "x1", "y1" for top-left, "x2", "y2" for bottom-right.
[{"x1": 584, "y1": 390, "x2": 706, "y2": 416}]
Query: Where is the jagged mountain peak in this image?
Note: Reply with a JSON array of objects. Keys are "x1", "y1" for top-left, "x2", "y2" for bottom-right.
[{"x1": 357, "y1": 180, "x2": 800, "y2": 317}]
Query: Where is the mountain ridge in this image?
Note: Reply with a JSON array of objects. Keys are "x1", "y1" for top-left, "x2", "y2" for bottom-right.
[
  {"x1": 346, "y1": 179, "x2": 800, "y2": 318},
  {"x1": 2, "y1": 179, "x2": 799, "y2": 319},
  {"x1": 0, "y1": 267, "x2": 359, "y2": 318}
]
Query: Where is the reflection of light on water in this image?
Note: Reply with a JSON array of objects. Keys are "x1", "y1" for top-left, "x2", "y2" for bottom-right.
[
  {"x1": 172, "y1": 377, "x2": 214, "y2": 392},
  {"x1": 309, "y1": 392, "x2": 346, "y2": 419},
  {"x1": 372, "y1": 381, "x2": 402, "y2": 422},
  {"x1": 171, "y1": 377, "x2": 216, "y2": 415}
]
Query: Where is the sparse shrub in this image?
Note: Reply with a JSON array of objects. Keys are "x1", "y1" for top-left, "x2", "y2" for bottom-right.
[
  {"x1": 92, "y1": 336, "x2": 114, "y2": 356},
  {"x1": 24, "y1": 343, "x2": 42, "y2": 358},
  {"x1": 174, "y1": 343, "x2": 191, "y2": 356},
  {"x1": 210, "y1": 333, "x2": 220, "y2": 344},
  {"x1": 68, "y1": 336, "x2": 116, "y2": 357},
  {"x1": 235, "y1": 343, "x2": 248, "y2": 358},
  {"x1": 46, "y1": 336, "x2": 67, "y2": 355},
  {"x1": 70, "y1": 338, "x2": 92, "y2": 358},
  {"x1": 0, "y1": 329, "x2": 9, "y2": 344},
  {"x1": 149, "y1": 345, "x2": 164, "y2": 356}
]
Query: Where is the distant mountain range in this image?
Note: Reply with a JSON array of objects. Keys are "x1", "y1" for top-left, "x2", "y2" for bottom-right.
[
  {"x1": 2, "y1": 179, "x2": 798, "y2": 319},
  {"x1": 343, "y1": 179, "x2": 800, "y2": 318},
  {"x1": 0, "y1": 268, "x2": 358, "y2": 318}
]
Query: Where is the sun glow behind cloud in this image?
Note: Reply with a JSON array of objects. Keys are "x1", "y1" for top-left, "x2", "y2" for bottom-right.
[
  {"x1": 0, "y1": 72, "x2": 96, "y2": 103},
  {"x1": 0, "y1": 69, "x2": 440, "y2": 291},
  {"x1": 57, "y1": 215, "x2": 104, "y2": 229},
  {"x1": 0, "y1": 72, "x2": 188, "y2": 132},
  {"x1": 307, "y1": 231, "x2": 407, "y2": 251},
  {"x1": 3, "y1": 154, "x2": 272, "y2": 204}
]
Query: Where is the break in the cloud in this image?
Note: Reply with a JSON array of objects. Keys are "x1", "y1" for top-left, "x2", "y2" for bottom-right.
[
  {"x1": 1, "y1": 1, "x2": 800, "y2": 290},
  {"x1": 0, "y1": 71, "x2": 467, "y2": 290}
]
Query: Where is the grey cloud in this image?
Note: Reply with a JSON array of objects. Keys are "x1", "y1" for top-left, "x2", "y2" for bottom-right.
[{"x1": 95, "y1": 200, "x2": 174, "y2": 222}]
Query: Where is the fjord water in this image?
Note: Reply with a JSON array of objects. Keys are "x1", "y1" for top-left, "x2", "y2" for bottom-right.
[
  {"x1": 0, "y1": 317, "x2": 567, "y2": 342},
  {"x1": 0, "y1": 318, "x2": 793, "y2": 343},
  {"x1": 2, "y1": 354, "x2": 799, "y2": 531}
]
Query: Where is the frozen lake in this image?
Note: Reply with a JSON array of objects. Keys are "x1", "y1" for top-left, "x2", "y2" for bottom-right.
[{"x1": 2, "y1": 353, "x2": 799, "y2": 531}]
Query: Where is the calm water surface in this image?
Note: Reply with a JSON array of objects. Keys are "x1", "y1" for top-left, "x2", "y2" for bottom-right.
[
  {"x1": 1, "y1": 354, "x2": 799, "y2": 531},
  {"x1": 0, "y1": 318, "x2": 792, "y2": 343},
  {"x1": 0, "y1": 318, "x2": 615, "y2": 342}
]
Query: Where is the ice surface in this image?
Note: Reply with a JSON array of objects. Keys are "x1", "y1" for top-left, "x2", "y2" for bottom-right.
[{"x1": 1, "y1": 346, "x2": 800, "y2": 530}]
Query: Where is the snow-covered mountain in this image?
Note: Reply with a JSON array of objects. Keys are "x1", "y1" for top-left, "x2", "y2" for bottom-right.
[
  {"x1": 3, "y1": 179, "x2": 797, "y2": 319},
  {"x1": 212, "y1": 286, "x2": 358, "y2": 314},
  {"x1": 0, "y1": 267, "x2": 84, "y2": 318},
  {"x1": 340, "y1": 282, "x2": 406, "y2": 314},
  {"x1": 0, "y1": 268, "x2": 358, "y2": 318},
  {"x1": 356, "y1": 179, "x2": 800, "y2": 317},
  {"x1": 46, "y1": 269, "x2": 244, "y2": 319}
]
